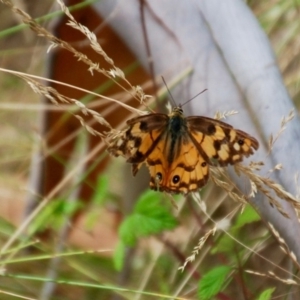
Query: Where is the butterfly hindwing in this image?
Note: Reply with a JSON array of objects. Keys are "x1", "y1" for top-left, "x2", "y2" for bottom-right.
[{"x1": 147, "y1": 134, "x2": 209, "y2": 193}]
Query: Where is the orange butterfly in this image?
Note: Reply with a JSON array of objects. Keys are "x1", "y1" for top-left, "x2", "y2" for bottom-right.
[{"x1": 107, "y1": 106, "x2": 259, "y2": 194}]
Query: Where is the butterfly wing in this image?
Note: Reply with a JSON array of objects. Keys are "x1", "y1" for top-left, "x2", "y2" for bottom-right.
[
  {"x1": 146, "y1": 133, "x2": 209, "y2": 194},
  {"x1": 107, "y1": 113, "x2": 168, "y2": 175},
  {"x1": 186, "y1": 116, "x2": 259, "y2": 166},
  {"x1": 108, "y1": 110, "x2": 259, "y2": 195}
]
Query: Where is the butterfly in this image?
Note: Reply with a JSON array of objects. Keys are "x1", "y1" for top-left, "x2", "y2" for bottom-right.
[{"x1": 107, "y1": 106, "x2": 259, "y2": 194}]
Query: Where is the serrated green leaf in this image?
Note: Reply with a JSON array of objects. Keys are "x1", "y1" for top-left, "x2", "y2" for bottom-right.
[
  {"x1": 198, "y1": 266, "x2": 231, "y2": 300},
  {"x1": 119, "y1": 190, "x2": 178, "y2": 246},
  {"x1": 256, "y1": 287, "x2": 275, "y2": 300},
  {"x1": 134, "y1": 190, "x2": 167, "y2": 213},
  {"x1": 113, "y1": 240, "x2": 126, "y2": 271},
  {"x1": 234, "y1": 205, "x2": 260, "y2": 229}
]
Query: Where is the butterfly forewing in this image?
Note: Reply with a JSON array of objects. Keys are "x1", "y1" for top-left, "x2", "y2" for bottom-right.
[
  {"x1": 187, "y1": 116, "x2": 259, "y2": 166},
  {"x1": 107, "y1": 113, "x2": 168, "y2": 163}
]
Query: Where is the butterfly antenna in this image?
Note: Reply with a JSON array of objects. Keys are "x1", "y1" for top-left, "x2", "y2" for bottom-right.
[
  {"x1": 161, "y1": 76, "x2": 177, "y2": 106},
  {"x1": 181, "y1": 89, "x2": 208, "y2": 107}
]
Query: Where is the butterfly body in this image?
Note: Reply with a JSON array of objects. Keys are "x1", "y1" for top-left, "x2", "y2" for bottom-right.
[
  {"x1": 165, "y1": 108, "x2": 188, "y2": 164},
  {"x1": 108, "y1": 106, "x2": 259, "y2": 194}
]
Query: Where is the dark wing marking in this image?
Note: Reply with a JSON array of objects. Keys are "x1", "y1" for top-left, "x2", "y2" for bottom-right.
[
  {"x1": 187, "y1": 116, "x2": 259, "y2": 166},
  {"x1": 147, "y1": 130, "x2": 209, "y2": 194},
  {"x1": 107, "y1": 113, "x2": 168, "y2": 165}
]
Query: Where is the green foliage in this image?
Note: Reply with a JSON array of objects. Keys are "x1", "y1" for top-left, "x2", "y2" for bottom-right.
[
  {"x1": 233, "y1": 205, "x2": 261, "y2": 229},
  {"x1": 114, "y1": 190, "x2": 178, "y2": 270},
  {"x1": 119, "y1": 190, "x2": 178, "y2": 247},
  {"x1": 198, "y1": 266, "x2": 231, "y2": 300},
  {"x1": 256, "y1": 287, "x2": 276, "y2": 300},
  {"x1": 212, "y1": 205, "x2": 261, "y2": 254},
  {"x1": 27, "y1": 198, "x2": 82, "y2": 236}
]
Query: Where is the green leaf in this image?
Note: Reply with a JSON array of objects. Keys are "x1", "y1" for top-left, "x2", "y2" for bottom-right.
[
  {"x1": 211, "y1": 234, "x2": 235, "y2": 254},
  {"x1": 198, "y1": 266, "x2": 231, "y2": 300},
  {"x1": 213, "y1": 206, "x2": 260, "y2": 254},
  {"x1": 119, "y1": 190, "x2": 178, "y2": 246},
  {"x1": 256, "y1": 287, "x2": 275, "y2": 300},
  {"x1": 113, "y1": 241, "x2": 126, "y2": 271},
  {"x1": 234, "y1": 205, "x2": 261, "y2": 229}
]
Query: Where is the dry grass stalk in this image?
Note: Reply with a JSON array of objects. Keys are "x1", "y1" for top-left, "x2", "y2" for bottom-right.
[
  {"x1": 17, "y1": 73, "x2": 112, "y2": 136},
  {"x1": 268, "y1": 163, "x2": 283, "y2": 174},
  {"x1": 210, "y1": 167, "x2": 249, "y2": 205},
  {"x1": 268, "y1": 109, "x2": 295, "y2": 154},
  {"x1": 0, "y1": 0, "x2": 151, "y2": 112},
  {"x1": 246, "y1": 269, "x2": 299, "y2": 285},
  {"x1": 237, "y1": 163, "x2": 300, "y2": 216},
  {"x1": 268, "y1": 222, "x2": 300, "y2": 269},
  {"x1": 178, "y1": 226, "x2": 217, "y2": 272},
  {"x1": 214, "y1": 110, "x2": 238, "y2": 120}
]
